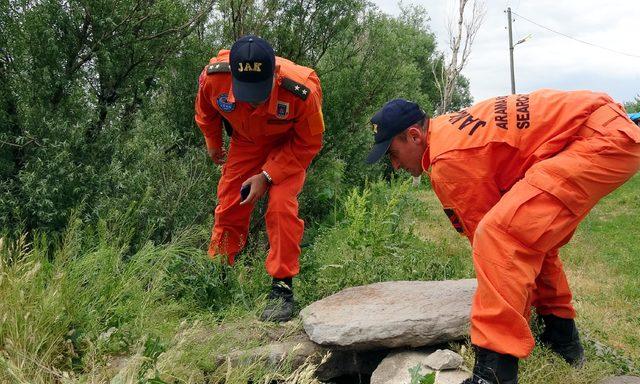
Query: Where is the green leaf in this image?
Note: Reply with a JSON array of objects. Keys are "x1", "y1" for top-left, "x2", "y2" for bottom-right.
[{"x1": 420, "y1": 372, "x2": 436, "y2": 384}]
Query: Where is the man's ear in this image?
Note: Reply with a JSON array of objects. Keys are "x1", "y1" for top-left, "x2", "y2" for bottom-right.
[{"x1": 407, "y1": 127, "x2": 422, "y2": 143}]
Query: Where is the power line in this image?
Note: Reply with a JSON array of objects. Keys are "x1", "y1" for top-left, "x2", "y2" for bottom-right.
[{"x1": 511, "y1": 10, "x2": 640, "y2": 59}]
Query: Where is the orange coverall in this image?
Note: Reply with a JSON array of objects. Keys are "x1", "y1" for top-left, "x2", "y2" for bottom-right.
[
  {"x1": 424, "y1": 89, "x2": 640, "y2": 358},
  {"x1": 194, "y1": 50, "x2": 324, "y2": 279}
]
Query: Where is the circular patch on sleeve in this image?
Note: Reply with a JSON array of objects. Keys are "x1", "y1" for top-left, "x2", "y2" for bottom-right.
[{"x1": 216, "y1": 93, "x2": 235, "y2": 112}]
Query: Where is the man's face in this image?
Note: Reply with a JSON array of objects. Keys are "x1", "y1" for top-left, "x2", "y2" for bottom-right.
[
  {"x1": 387, "y1": 126, "x2": 426, "y2": 177},
  {"x1": 247, "y1": 77, "x2": 276, "y2": 108}
]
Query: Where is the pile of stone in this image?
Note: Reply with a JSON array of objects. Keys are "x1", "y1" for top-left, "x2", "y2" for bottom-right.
[
  {"x1": 219, "y1": 279, "x2": 477, "y2": 383},
  {"x1": 215, "y1": 278, "x2": 640, "y2": 384}
]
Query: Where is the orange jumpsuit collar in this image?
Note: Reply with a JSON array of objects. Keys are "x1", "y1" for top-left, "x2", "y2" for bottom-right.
[
  {"x1": 266, "y1": 65, "x2": 282, "y2": 115},
  {"x1": 421, "y1": 121, "x2": 432, "y2": 172},
  {"x1": 227, "y1": 84, "x2": 236, "y2": 103}
]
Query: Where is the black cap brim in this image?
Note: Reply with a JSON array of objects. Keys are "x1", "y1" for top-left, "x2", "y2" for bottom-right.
[
  {"x1": 365, "y1": 138, "x2": 393, "y2": 164},
  {"x1": 232, "y1": 76, "x2": 273, "y2": 103}
]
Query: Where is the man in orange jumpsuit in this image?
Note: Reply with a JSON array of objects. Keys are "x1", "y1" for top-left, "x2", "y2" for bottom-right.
[
  {"x1": 366, "y1": 91, "x2": 640, "y2": 383},
  {"x1": 195, "y1": 35, "x2": 324, "y2": 322}
]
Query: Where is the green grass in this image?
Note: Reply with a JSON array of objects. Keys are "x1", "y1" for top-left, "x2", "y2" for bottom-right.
[
  {"x1": 561, "y1": 173, "x2": 640, "y2": 372},
  {"x1": 0, "y1": 175, "x2": 638, "y2": 383}
]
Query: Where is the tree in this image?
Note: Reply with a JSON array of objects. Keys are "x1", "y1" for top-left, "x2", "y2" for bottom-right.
[
  {"x1": 624, "y1": 95, "x2": 640, "y2": 113},
  {"x1": 215, "y1": 0, "x2": 365, "y2": 68},
  {"x1": 433, "y1": 0, "x2": 485, "y2": 115},
  {"x1": 0, "y1": 0, "x2": 215, "y2": 233}
]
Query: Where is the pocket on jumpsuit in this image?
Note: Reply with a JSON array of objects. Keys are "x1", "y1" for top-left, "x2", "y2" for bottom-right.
[
  {"x1": 584, "y1": 104, "x2": 640, "y2": 144},
  {"x1": 607, "y1": 115, "x2": 640, "y2": 144},
  {"x1": 504, "y1": 186, "x2": 566, "y2": 253}
]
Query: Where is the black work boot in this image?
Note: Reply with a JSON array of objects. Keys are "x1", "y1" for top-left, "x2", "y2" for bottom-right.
[
  {"x1": 540, "y1": 314, "x2": 585, "y2": 367},
  {"x1": 462, "y1": 346, "x2": 519, "y2": 384},
  {"x1": 260, "y1": 278, "x2": 294, "y2": 322}
]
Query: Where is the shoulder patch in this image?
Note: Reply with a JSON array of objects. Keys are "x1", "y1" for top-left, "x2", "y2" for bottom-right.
[
  {"x1": 280, "y1": 77, "x2": 310, "y2": 100},
  {"x1": 206, "y1": 62, "x2": 230, "y2": 75}
]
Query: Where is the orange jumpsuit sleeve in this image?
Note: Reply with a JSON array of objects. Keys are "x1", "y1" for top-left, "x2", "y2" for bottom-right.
[
  {"x1": 430, "y1": 157, "x2": 502, "y2": 244},
  {"x1": 194, "y1": 68, "x2": 223, "y2": 151},
  {"x1": 262, "y1": 73, "x2": 324, "y2": 184}
]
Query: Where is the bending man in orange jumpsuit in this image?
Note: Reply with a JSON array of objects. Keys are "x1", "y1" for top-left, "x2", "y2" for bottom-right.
[
  {"x1": 366, "y1": 91, "x2": 640, "y2": 383},
  {"x1": 195, "y1": 35, "x2": 324, "y2": 322}
]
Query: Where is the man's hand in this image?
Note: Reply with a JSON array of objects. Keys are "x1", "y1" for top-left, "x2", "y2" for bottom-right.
[
  {"x1": 239, "y1": 173, "x2": 270, "y2": 205},
  {"x1": 208, "y1": 147, "x2": 227, "y2": 165}
]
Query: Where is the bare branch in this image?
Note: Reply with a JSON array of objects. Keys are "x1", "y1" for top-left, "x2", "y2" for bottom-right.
[{"x1": 435, "y1": 0, "x2": 485, "y2": 114}]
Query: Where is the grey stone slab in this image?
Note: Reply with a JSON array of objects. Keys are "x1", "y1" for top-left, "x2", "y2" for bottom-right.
[{"x1": 300, "y1": 279, "x2": 477, "y2": 350}]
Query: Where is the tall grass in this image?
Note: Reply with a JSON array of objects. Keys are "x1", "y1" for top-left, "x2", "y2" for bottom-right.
[
  {"x1": 0, "y1": 179, "x2": 440, "y2": 382},
  {"x1": 0, "y1": 214, "x2": 250, "y2": 382}
]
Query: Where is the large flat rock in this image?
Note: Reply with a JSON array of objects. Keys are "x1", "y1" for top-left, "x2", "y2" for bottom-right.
[{"x1": 300, "y1": 279, "x2": 477, "y2": 350}]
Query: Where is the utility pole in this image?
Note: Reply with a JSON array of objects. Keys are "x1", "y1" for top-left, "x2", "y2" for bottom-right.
[{"x1": 507, "y1": 7, "x2": 516, "y2": 94}]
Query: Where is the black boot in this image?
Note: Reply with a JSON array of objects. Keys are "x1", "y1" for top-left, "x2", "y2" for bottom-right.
[
  {"x1": 462, "y1": 346, "x2": 519, "y2": 384},
  {"x1": 260, "y1": 278, "x2": 294, "y2": 322},
  {"x1": 540, "y1": 314, "x2": 585, "y2": 367}
]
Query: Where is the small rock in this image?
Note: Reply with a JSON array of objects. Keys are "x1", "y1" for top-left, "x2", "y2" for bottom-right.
[
  {"x1": 424, "y1": 349, "x2": 464, "y2": 370},
  {"x1": 600, "y1": 376, "x2": 640, "y2": 384},
  {"x1": 436, "y1": 370, "x2": 472, "y2": 384},
  {"x1": 371, "y1": 350, "x2": 434, "y2": 384},
  {"x1": 371, "y1": 350, "x2": 470, "y2": 384},
  {"x1": 98, "y1": 327, "x2": 118, "y2": 341}
]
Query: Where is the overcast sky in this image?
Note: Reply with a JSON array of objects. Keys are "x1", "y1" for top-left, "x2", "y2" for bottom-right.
[{"x1": 373, "y1": 0, "x2": 640, "y2": 104}]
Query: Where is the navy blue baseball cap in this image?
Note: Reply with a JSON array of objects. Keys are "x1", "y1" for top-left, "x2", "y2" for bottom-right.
[
  {"x1": 230, "y1": 35, "x2": 276, "y2": 102},
  {"x1": 365, "y1": 99, "x2": 426, "y2": 164}
]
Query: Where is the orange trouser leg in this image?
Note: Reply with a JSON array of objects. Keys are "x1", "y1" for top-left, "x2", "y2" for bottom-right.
[
  {"x1": 209, "y1": 140, "x2": 266, "y2": 263},
  {"x1": 472, "y1": 182, "x2": 591, "y2": 358},
  {"x1": 471, "y1": 115, "x2": 640, "y2": 358},
  {"x1": 265, "y1": 170, "x2": 305, "y2": 279},
  {"x1": 530, "y1": 248, "x2": 576, "y2": 319}
]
